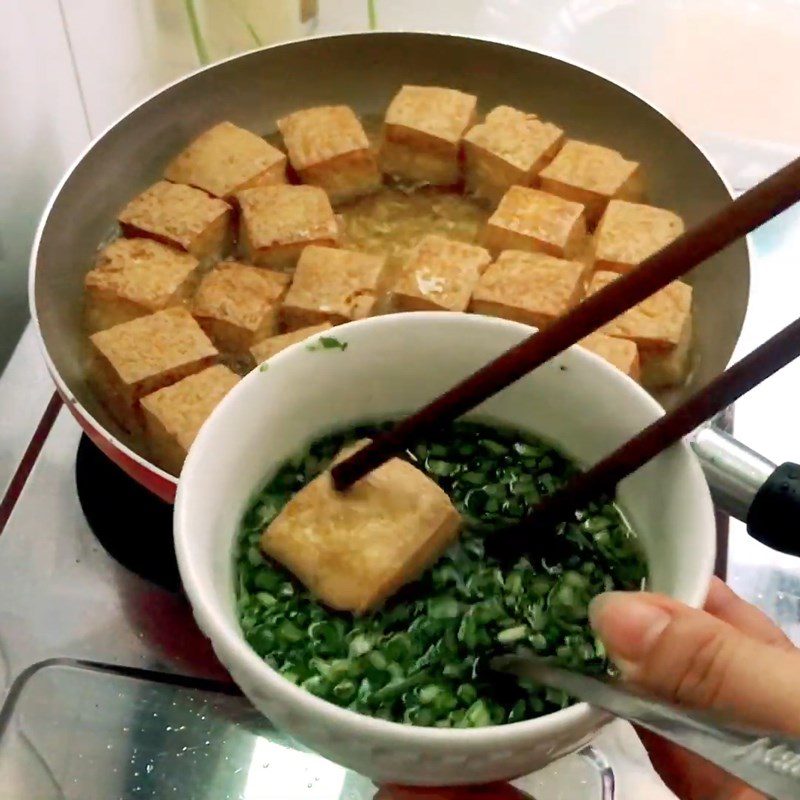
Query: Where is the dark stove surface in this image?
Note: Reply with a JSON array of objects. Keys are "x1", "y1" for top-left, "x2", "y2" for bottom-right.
[{"x1": 75, "y1": 435, "x2": 179, "y2": 591}]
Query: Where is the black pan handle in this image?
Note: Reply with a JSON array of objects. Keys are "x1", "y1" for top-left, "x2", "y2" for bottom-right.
[
  {"x1": 747, "y1": 463, "x2": 800, "y2": 556},
  {"x1": 692, "y1": 425, "x2": 800, "y2": 558}
]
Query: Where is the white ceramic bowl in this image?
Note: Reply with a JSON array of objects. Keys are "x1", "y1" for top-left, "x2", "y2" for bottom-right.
[{"x1": 175, "y1": 312, "x2": 715, "y2": 786}]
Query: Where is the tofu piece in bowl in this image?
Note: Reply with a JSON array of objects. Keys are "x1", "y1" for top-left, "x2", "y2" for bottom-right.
[{"x1": 263, "y1": 441, "x2": 462, "y2": 614}]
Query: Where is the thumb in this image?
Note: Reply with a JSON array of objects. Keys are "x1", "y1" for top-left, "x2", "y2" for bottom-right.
[{"x1": 589, "y1": 591, "x2": 800, "y2": 736}]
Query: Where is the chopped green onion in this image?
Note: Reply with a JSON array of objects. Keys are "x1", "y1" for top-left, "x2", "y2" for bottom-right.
[
  {"x1": 235, "y1": 420, "x2": 647, "y2": 728},
  {"x1": 457, "y1": 683, "x2": 478, "y2": 705},
  {"x1": 480, "y1": 439, "x2": 508, "y2": 455},
  {"x1": 427, "y1": 596, "x2": 460, "y2": 619},
  {"x1": 497, "y1": 625, "x2": 529, "y2": 644},
  {"x1": 426, "y1": 459, "x2": 457, "y2": 476},
  {"x1": 278, "y1": 621, "x2": 303, "y2": 643},
  {"x1": 348, "y1": 633, "x2": 374, "y2": 658},
  {"x1": 464, "y1": 699, "x2": 492, "y2": 727}
]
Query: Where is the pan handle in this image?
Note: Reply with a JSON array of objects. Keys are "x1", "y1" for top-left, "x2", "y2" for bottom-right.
[
  {"x1": 690, "y1": 423, "x2": 775, "y2": 521},
  {"x1": 690, "y1": 423, "x2": 800, "y2": 557}
]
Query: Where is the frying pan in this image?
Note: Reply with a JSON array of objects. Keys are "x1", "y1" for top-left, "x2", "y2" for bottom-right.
[{"x1": 30, "y1": 32, "x2": 788, "y2": 542}]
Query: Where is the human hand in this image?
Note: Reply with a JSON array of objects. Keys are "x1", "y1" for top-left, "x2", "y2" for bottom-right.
[{"x1": 590, "y1": 577, "x2": 800, "y2": 800}]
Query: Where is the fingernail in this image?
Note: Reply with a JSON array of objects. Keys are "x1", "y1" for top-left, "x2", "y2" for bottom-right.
[{"x1": 589, "y1": 592, "x2": 671, "y2": 675}]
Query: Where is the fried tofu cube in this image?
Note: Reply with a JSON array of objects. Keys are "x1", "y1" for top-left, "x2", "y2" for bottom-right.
[
  {"x1": 141, "y1": 364, "x2": 240, "y2": 475},
  {"x1": 84, "y1": 239, "x2": 200, "y2": 332},
  {"x1": 539, "y1": 141, "x2": 642, "y2": 227},
  {"x1": 482, "y1": 186, "x2": 587, "y2": 259},
  {"x1": 640, "y1": 315, "x2": 694, "y2": 389},
  {"x1": 191, "y1": 261, "x2": 291, "y2": 353},
  {"x1": 470, "y1": 250, "x2": 584, "y2": 328},
  {"x1": 250, "y1": 322, "x2": 334, "y2": 364},
  {"x1": 281, "y1": 246, "x2": 386, "y2": 329},
  {"x1": 579, "y1": 332, "x2": 640, "y2": 381},
  {"x1": 237, "y1": 185, "x2": 339, "y2": 270},
  {"x1": 586, "y1": 270, "x2": 693, "y2": 387},
  {"x1": 88, "y1": 307, "x2": 218, "y2": 433},
  {"x1": 277, "y1": 105, "x2": 381, "y2": 203},
  {"x1": 594, "y1": 200, "x2": 685, "y2": 273},
  {"x1": 380, "y1": 85, "x2": 478, "y2": 185},
  {"x1": 587, "y1": 270, "x2": 693, "y2": 348},
  {"x1": 118, "y1": 181, "x2": 233, "y2": 260},
  {"x1": 263, "y1": 442, "x2": 462, "y2": 612},
  {"x1": 392, "y1": 235, "x2": 492, "y2": 313},
  {"x1": 163, "y1": 121, "x2": 287, "y2": 200},
  {"x1": 462, "y1": 105, "x2": 565, "y2": 205}
]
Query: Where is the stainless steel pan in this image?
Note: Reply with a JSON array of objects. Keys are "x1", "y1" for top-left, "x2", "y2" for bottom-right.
[{"x1": 33, "y1": 32, "x2": 780, "y2": 537}]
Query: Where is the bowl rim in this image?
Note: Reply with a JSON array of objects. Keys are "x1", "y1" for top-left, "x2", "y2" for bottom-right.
[{"x1": 175, "y1": 311, "x2": 716, "y2": 745}]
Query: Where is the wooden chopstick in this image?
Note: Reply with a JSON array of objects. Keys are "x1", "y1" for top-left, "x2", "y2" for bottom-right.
[
  {"x1": 331, "y1": 156, "x2": 800, "y2": 491},
  {"x1": 485, "y1": 313, "x2": 800, "y2": 562}
]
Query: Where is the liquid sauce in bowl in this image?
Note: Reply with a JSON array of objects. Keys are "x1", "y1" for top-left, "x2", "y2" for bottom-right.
[{"x1": 236, "y1": 420, "x2": 647, "y2": 728}]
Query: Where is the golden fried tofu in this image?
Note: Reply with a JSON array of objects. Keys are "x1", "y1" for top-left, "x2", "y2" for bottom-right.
[
  {"x1": 118, "y1": 181, "x2": 233, "y2": 260},
  {"x1": 237, "y1": 185, "x2": 339, "y2": 270},
  {"x1": 539, "y1": 141, "x2": 642, "y2": 227},
  {"x1": 191, "y1": 261, "x2": 291, "y2": 353},
  {"x1": 470, "y1": 250, "x2": 584, "y2": 328},
  {"x1": 84, "y1": 239, "x2": 200, "y2": 332},
  {"x1": 380, "y1": 85, "x2": 478, "y2": 185},
  {"x1": 141, "y1": 364, "x2": 240, "y2": 476},
  {"x1": 263, "y1": 442, "x2": 462, "y2": 613},
  {"x1": 250, "y1": 322, "x2": 333, "y2": 365},
  {"x1": 88, "y1": 307, "x2": 218, "y2": 433},
  {"x1": 586, "y1": 270, "x2": 693, "y2": 386},
  {"x1": 594, "y1": 200, "x2": 684, "y2": 273},
  {"x1": 579, "y1": 332, "x2": 640, "y2": 381},
  {"x1": 392, "y1": 235, "x2": 492, "y2": 313},
  {"x1": 163, "y1": 121, "x2": 287, "y2": 200},
  {"x1": 640, "y1": 316, "x2": 694, "y2": 389},
  {"x1": 278, "y1": 105, "x2": 381, "y2": 203},
  {"x1": 281, "y1": 246, "x2": 386, "y2": 329},
  {"x1": 462, "y1": 105, "x2": 564, "y2": 205},
  {"x1": 482, "y1": 186, "x2": 587, "y2": 259}
]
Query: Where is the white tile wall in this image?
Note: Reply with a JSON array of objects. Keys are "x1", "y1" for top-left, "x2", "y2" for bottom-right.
[
  {"x1": 59, "y1": 1, "x2": 201, "y2": 134},
  {"x1": 0, "y1": 0, "x2": 90, "y2": 368}
]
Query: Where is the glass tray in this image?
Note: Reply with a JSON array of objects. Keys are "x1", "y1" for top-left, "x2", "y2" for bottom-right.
[{"x1": 0, "y1": 660, "x2": 610, "y2": 800}]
